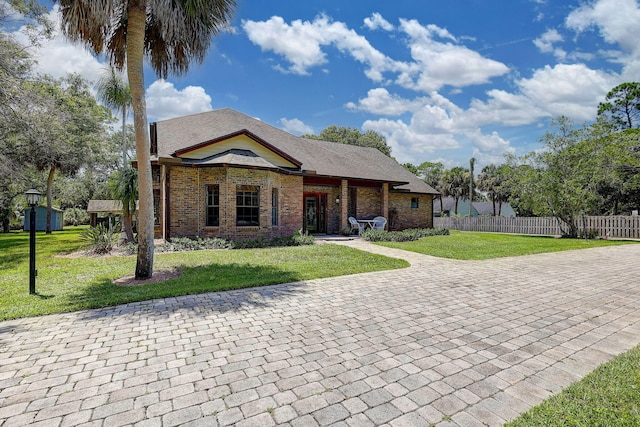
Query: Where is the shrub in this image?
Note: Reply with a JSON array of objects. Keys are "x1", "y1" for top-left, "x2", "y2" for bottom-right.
[
  {"x1": 119, "y1": 231, "x2": 314, "y2": 254},
  {"x1": 157, "y1": 236, "x2": 232, "y2": 252},
  {"x1": 292, "y1": 229, "x2": 316, "y2": 246},
  {"x1": 64, "y1": 208, "x2": 90, "y2": 226},
  {"x1": 80, "y1": 224, "x2": 119, "y2": 254},
  {"x1": 362, "y1": 228, "x2": 449, "y2": 242}
]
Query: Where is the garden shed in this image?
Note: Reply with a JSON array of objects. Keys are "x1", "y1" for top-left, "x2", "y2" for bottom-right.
[{"x1": 23, "y1": 206, "x2": 63, "y2": 231}]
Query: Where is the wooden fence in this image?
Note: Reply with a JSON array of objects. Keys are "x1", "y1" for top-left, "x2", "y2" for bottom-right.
[{"x1": 434, "y1": 216, "x2": 640, "y2": 239}]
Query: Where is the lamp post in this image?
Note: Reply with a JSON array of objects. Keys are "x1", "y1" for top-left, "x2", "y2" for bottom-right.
[{"x1": 25, "y1": 189, "x2": 41, "y2": 295}]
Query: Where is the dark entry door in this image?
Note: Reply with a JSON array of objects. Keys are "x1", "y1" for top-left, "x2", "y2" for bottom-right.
[{"x1": 303, "y1": 193, "x2": 326, "y2": 233}]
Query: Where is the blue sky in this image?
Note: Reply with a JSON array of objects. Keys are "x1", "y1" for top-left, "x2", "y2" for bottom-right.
[{"x1": 9, "y1": 0, "x2": 640, "y2": 168}]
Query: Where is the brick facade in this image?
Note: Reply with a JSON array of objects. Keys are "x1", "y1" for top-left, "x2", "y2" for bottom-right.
[
  {"x1": 389, "y1": 192, "x2": 433, "y2": 230},
  {"x1": 155, "y1": 165, "x2": 434, "y2": 240},
  {"x1": 163, "y1": 166, "x2": 303, "y2": 240}
]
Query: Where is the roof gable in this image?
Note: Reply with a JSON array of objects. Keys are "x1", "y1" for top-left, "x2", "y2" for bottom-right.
[
  {"x1": 153, "y1": 108, "x2": 439, "y2": 195},
  {"x1": 173, "y1": 129, "x2": 301, "y2": 169}
]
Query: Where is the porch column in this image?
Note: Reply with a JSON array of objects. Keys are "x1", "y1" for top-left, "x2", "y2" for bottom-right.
[
  {"x1": 340, "y1": 179, "x2": 349, "y2": 232},
  {"x1": 381, "y1": 183, "x2": 389, "y2": 224},
  {"x1": 161, "y1": 165, "x2": 167, "y2": 240}
]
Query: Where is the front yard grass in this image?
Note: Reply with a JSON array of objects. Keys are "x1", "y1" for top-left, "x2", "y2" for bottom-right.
[
  {"x1": 506, "y1": 344, "x2": 640, "y2": 426},
  {"x1": 0, "y1": 227, "x2": 408, "y2": 321},
  {"x1": 376, "y1": 230, "x2": 636, "y2": 259}
]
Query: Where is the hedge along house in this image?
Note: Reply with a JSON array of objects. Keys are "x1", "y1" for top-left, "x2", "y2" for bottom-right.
[{"x1": 147, "y1": 108, "x2": 439, "y2": 240}]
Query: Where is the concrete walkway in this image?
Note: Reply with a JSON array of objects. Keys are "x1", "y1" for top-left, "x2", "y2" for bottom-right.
[{"x1": 1, "y1": 242, "x2": 640, "y2": 426}]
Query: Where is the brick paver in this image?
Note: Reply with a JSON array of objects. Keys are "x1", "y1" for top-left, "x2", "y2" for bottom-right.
[{"x1": 1, "y1": 241, "x2": 639, "y2": 426}]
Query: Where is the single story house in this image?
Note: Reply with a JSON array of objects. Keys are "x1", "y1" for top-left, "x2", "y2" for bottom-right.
[
  {"x1": 146, "y1": 108, "x2": 439, "y2": 240},
  {"x1": 434, "y1": 196, "x2": 516, "y2": 217}
]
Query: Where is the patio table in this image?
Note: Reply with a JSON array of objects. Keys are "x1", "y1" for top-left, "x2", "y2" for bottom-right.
[{"x1": 357, "y1": 219, "x2": 377, "y2": 230}]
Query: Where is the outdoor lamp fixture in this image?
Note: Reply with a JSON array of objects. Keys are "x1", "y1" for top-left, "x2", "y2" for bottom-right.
[
  {"x1": 336, "y1": 194, "x2": 340, "y2": 204},
  {"x1": 25, "y1": 189, "x2": 41, "y2": 295}
]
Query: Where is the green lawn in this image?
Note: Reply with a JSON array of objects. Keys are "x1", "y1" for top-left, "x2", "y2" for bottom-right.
[
  {"x1": 506, "y1": 344, "x2": 640, "y2": 426},
  {"x1": 376, "y1": 230, "x2": 636, "y2": 259},
  {"x1": 0, "y1": 227, "x2": 408, "y2": 321}
]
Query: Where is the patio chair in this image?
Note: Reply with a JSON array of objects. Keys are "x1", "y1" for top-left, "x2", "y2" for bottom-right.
[
  {"x1": 348, "y1": 217, "x2": 364, "y2": 235},
  {"x1": 372, "y1": 216, "x2": 387, "y2": 230}
]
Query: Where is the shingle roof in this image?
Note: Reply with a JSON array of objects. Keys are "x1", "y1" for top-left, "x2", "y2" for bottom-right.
[
  {"x1": 154, "y1": 108, "x2": 439, "y2": 195},
  {"x1": 184, "y1": 149, "x2": 285, "y2": 170},
  {"x1": 87, "y1": 200, "x2": 123, "y2": 213}
]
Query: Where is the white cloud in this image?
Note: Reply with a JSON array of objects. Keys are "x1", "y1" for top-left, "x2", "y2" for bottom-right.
[
  {"x1": 363, "y1": 117, "x2": 461, "y2": 162},
  {"x1": 146, "y1": 80, "x2": 212, "y2": 122},
  {"x1": 346, "y1": 88, "x2": 424, "y2": 116},
  {"x1": 243, "y1": 15, "x2": 509, "y2": 93},
  {"x1": 533, "y1": 29, "x2": 566, "y2": 60},
  {"x1": 518, "y1": 63, "x2": 616, "y2": 119},
  {"x1": 242, "y1": 14, "x2": 400, "y2": 81},
  {"x1": 467, "y1": 129, "x2": 513, "y2": 155},
  {"x1": 280, "y1": 118, "x2": 314, "y2": 135},
  {"x1": 466, "y1": 63, "x2": 617, "y2": 127},
  {"x1": 363, "y1": 13, "x2": 394, "y2": 31},
  {"x1": 566, "y1": 0, "x2": 640, "y2": 55},
  {"x1": 10, "y1": 6, "x2": 104, "y2": 85},
  {"x1": 242, "y1": 15, "x2": 329, "y2": 75},
  {"x1": 397, "y1": 19, "x2": 510, "y2": 92}
]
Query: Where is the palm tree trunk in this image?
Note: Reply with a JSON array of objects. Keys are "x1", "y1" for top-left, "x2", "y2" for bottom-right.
[
  {"x1": 127, "y1": 0, "x2": 154, "y2": 280},
  {"x1": 123, "y1": 214, "x2": 134, "y2": 242},
  {"x1": 46, "y1": 166, "x2": 55, "y2": 234},
  {"x1": 122, "y1": 107, "x2": 128, "y2": 169}
]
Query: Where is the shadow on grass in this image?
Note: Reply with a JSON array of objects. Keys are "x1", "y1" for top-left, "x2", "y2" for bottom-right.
[
  {"x1": 73, "y1": 262, "x2": 309, "y2": 321},
  {"x1": 0, "y1": 233, "x2": 30, "y2": 270}
]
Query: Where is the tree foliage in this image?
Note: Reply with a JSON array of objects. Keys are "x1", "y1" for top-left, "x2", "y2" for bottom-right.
[
  {"x1": 597, "y1": 82, "x2": 640, "y2": 130},
  {"x1": 108, "y1": 167, "x2": 138, "y2": 242},
  {"x1": 57, "y1": 0, "x2": 237, "y2": 279},
  {"x1": 304, "y1": 125, "x2": 392, "y2": 156},
  {"x1": 96, "y1": 66, "x2": 132, "y2": 169},
  {"x1": 15, "y1": 74, "x2": 112, "y2": 233}
]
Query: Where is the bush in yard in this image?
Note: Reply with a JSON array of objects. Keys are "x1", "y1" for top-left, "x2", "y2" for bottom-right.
[
  {"x1": 64, "y1": 208, "x2": 90, "y2": 226},
  {"x1": 157, "y1": 237, "x2": 232, "y2": 252},
  {"x1": 80, "y1": 224, "x2": 119, "y2": 254},
  {"x1": 233, "y1": 230, "x2": 315, "y2": 249},
  {"x1": 362, "y1": 228, "x2": 449, "y2": 242}
]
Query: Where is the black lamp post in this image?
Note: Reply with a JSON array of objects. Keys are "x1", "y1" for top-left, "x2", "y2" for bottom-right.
[{"x1": 25, "y1": 189, "x2": 41, "y2": 295}]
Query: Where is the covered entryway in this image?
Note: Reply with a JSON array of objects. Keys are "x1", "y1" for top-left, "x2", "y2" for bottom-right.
[{"x1": 303, "y1": 192, "x2": 327, "y2": 233}]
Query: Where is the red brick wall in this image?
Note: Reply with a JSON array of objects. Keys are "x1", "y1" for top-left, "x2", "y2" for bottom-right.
[
  {"x1": 389, "y1": 193, "x2": 434, "y2": 230},
  {"x1": 354, "y1": 187, "x2": 382, "y2": 219},
  {"x1": 163, "y1": 166, "x2": 433, "y2": 239},
  {"x1": 167, "y1": 166, "x2": 303, "y2": 240},
  {"x1": 303, "y1": 184, "x2": 342, "y2": 234}
]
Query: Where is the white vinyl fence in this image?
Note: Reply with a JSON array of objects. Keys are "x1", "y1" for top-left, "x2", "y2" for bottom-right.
[{"x1": 434, "y1": 216, "x2": 640, "y2": 239}]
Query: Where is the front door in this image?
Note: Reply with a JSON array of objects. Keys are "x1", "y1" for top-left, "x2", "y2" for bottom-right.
[{"x1": 303, "y1": 193, "x2": 327, "y2": 233}]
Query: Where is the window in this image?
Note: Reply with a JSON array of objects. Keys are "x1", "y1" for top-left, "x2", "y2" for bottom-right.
[
  {"x1": 411, "y1": 197, "x2": 419, "y2": 209},
  {"x1": 206, "y1": 185, "x2": 219, "y2": 226},
  {"x1": 153, "y1": 189, "x2": 160, "y2": 225},
  {"x1": 272, "y1": 188, "x2": 279, "y2": 226},
  {"x1": 237, "y1": 185, "x2": 259, "y2": 226}
]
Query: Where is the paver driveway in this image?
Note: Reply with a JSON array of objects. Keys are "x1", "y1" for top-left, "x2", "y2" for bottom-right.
[{"x1": 1, "y1": 241, "x2": 640, "y2": 427}]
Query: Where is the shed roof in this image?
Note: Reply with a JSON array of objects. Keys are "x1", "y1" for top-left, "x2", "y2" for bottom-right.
[
  {"x1": 87, "y1": 200, "x2": 136, "y2": 214},
  {"x1": 153, "y1": 108, "x2": 438, "y2": 195}
]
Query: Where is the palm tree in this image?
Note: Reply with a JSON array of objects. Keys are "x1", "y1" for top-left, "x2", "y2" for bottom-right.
[
  {"x1": 468, "y1": 157, "x2": 475, "y2": 217},
  {"x1": 58, "y1": 0, "x2": 236, "y2": 279},
  {"x1": 440, "y1": 167, "x2": 468, "y2": 216},
  {"x1": 478, "y1": 164, "x2": 499, "y2": 215},
  {"x1": 109, "y1": 168, "x2": 138, "y2": 242},
  {"x1": 418, "y1": 161, "x2": 445, "y2": 213},
  {"x1": 96, "y1": 66, "x2": 131, "y2": 170}
]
